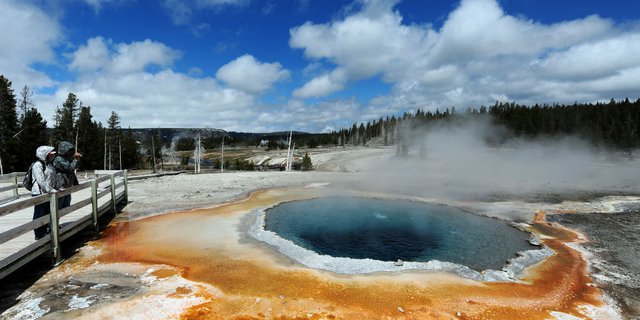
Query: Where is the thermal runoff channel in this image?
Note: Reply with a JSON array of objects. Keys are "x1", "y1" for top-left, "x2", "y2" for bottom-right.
[{"x1": 264, "y1": 197, "x2": 536, "y2": 271}]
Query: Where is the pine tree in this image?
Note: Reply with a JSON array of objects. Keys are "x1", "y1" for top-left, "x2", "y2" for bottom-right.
[
  {"x1": 301, "y1": 152, "x2": 312, "y2": 171},
  {"x1": 75, "y1": 106, "x2": 103, "y2": 169},
  {"x1": 0, "y1": 75, "x2": 20, "y2": 173},
  {"x1": 120, "y1": 128, "x2": 140, "y2": 169},
  {"x1": 16, "y1": 107, "x2": 48, "y2": 170},
  {"x1": 52, "y1": 93, "x2": 80, "y2": 145},
  {"x1": 107, "y1": 111, "x2": 121, "y2": 169}
]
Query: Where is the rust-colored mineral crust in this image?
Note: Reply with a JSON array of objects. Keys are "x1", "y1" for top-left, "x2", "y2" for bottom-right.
[{"x1": 97, "y1": 188, "x2": 605, "y2": 320}]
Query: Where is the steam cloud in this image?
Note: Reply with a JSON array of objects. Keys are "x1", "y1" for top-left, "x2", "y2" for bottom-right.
[{"x1": 352, "y1": 116, "x2": 638, "y2": 201}]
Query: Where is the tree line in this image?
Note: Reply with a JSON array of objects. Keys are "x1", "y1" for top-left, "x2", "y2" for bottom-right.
[
  {"x1": 330, "y1": 98, "x2": 640, "y2": 152},
  {"x1": 169, "y1": 96, "x2": 640, "y2": 155}
]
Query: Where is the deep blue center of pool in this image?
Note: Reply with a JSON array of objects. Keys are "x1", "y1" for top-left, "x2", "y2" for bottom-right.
[{"x1": 264, "y1": 197, "x2": 537, "y2": 271}]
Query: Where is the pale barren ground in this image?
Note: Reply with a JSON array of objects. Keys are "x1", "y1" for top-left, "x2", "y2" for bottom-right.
[{"x1": 123, "y1": 146, "x2": 387, "y2": 219}]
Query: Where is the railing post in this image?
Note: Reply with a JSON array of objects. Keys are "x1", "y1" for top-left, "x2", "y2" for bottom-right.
[
  {"x1": 123, "y1": 170, "x2": 128, "y2": 203},
  {"x1": 12, "y1": 173, "x2": 18, "y2": 199},
  {"x1": 49, "y1": 193, "x2": 62, "y2": 266},
  {"x1": 110, "y1": 173, "x2": 117, "y2": 214},
  {"x1": 91, "y1": 179, "x2": 99, "y2": 232}
]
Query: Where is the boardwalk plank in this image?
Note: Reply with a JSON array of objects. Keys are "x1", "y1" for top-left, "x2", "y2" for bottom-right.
[{"x1": 0, "y1": 172, "x2": 128, "y2": 280}]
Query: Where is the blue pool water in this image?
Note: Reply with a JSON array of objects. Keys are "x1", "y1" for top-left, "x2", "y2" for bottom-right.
[{"x1": 264, "y1": 197, "x2": 537, "y2": 271}]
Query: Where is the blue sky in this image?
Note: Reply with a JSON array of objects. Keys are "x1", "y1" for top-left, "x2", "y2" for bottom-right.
[{"x1": 1, "y1": 0, "x2": 639, "y2": 132}]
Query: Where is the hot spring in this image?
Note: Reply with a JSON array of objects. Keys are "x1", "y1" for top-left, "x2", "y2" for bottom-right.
[{"x1": 261, "y1": 196, "x2": 538, "y2": 272}]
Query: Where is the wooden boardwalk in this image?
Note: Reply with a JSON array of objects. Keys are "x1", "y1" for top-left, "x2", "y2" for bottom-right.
[{"x1": 0, "y1": 171, "x2": 128, "y2": 280}]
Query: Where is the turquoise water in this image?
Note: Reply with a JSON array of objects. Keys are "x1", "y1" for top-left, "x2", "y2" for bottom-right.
[{"x1": 264, "y1": 197, "x2": 536, "y2": 271}]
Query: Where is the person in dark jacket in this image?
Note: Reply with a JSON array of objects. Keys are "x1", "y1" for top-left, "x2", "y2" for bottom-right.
[
  {"x1": 52, "y1": 141, "x2": 81, "y2": 209},
  {"x1": 31, "y1": 146, "x2": 63, "y2": 240}
]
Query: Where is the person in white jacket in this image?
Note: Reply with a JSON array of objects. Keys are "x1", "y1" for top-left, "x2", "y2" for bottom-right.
[{"x1": 31, "y1": 145, "x2": 63, "y2": 240}]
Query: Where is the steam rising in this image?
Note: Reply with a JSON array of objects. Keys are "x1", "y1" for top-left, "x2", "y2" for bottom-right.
[{"x1": 354, "y1": 116, "x2": 638, "y2": 201}]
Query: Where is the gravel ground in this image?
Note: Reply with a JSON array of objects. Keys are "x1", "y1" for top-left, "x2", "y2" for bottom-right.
[{"x1": 548, "y1": 211, "x2": 640, "y2": 319}]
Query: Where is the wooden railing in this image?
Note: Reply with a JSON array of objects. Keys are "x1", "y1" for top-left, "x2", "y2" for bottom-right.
[
  {"x1": 0, "y1": 172, "x2": 26, "y2": 203},
  {"x1": 0, "y1": 170, "x2": 128, "y2": 280}
]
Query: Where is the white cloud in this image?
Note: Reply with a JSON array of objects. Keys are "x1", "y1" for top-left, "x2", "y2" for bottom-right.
[
  {"x1": 69, "y1": 37, "x2": 111, "y2": 72},
  {"x1": 43, "y1": 69, "x2": 258, "y2": 129},
  {"x1": 32, "y1": 37, "x2": 303, "y2": 131},
  {"x1": 293, "y1": 69, "x2": 347, "y2": 98},
  {"x1": 111, "y1": 39, "x2": 181, "y2": 73},
  {"x1": 272, "y1": 98, "x2": 362, "y2": 132},
  {"x1": 428, "y1": 0, "x2": 612, "y2": 65},
  {"x1": 538, "y1": 34, "x2": 640, "y2": 80},
  {"x1": 301, "y1": 62, "x2": 324, "y2": 77},
  {"x1": 40, "y1": 39, "x2": 271, "y2": 129},
  {"x1": 216, "y1": 54, "x2": 289, "y2": 94},
  {"x1": 0, "y1": 0, "x2": 61, "y2": 88},
  {"x1": 69, "y1": 37, "x2": 181, "y2": 75},
  {"x1": 290, "y1": 1, "x2": 432, "y2": 80},
  {"x1": 289, "y1": 0, "x2": 434, "y2": 98},
  {"x1": 308, "y1": 98, "x2": 362, "y2": 128},
  {"x1": 289, "y1": 0, "x2": 640, "y2": 121}
]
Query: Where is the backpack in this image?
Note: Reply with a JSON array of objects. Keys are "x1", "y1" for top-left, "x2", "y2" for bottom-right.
[{"x1": 23, "y1": 161, "x2": 45, "y2": 191}]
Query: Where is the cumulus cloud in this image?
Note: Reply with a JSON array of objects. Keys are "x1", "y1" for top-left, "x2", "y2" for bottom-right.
[
  {"x1": 41, "y1": 38, "x2": 279, "y2": 129},
  {"x1": 290, "y1": 0, "x2": 431, "y2": 80},
  {"x1": 68, "y1": 37, "x2": 111, "y2": 72},
  {"x1": 111, "y1": 40, "x2": 181, "y2": 73},
  {"x1": 45, "y1": 69, "x2": 257, "y2": 129},
  {"x1": 538, "y1": 34, "x2": 640, "y2": 80},
  {"x1": 290, "y1": 0, "x2": 640, "y2": 122},
  {"x1": 0, "y1": 0, "x2": 61, "y2": 88},
  {"x1": 428, "y1": 0, "x2": 612, "y2": 64},
  {"x1": 216, "y1": 54, "x2": 289, "y2": 94},
  {"x1": 289, "y1": 0, "x2": 433, "y2": 96},
  {"x1": 293, "y1": 69, "x2": 347, "y2": 98},
  {"x1": 32, "y1": 37, "x2": 304, "y2": 131},
  {"x1": 69, "y1": 37, "x2": 181, "y2": 74},
  {"x1": 266, "y1": 98, "x2": 362, "y2": 132}
]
